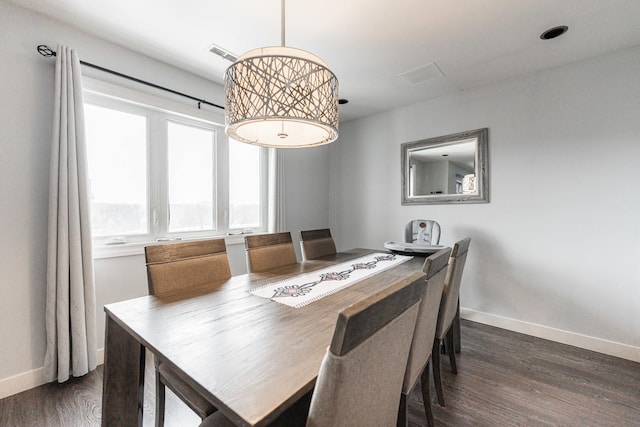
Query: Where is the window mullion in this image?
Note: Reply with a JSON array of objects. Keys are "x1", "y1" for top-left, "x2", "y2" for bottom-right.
[{"x1": 217, "y1": 130, "x2": 229, "y2": 233}]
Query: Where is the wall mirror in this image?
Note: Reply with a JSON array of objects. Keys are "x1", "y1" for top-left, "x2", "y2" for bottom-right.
[{"x1": 401, "y1": 128, "x2": 489, "y2": 205}]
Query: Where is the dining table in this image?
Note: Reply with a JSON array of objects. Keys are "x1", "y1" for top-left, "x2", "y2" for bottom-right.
[{"x1": 101, "y1": 248, "x2": 428, "y2": 426}]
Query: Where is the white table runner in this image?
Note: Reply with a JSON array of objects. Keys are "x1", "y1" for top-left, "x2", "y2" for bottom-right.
[{"x1": 248, "y1": 253, "x2": 413, "y2": 308}]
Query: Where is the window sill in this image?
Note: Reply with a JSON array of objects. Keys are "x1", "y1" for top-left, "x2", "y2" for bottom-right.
[{"x1": 92, "y1": 234, "x2": 248, "y2": 260}]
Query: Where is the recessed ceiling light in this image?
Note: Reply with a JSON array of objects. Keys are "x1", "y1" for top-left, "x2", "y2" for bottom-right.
[{"x1": 540, "y1": 25, "x2": 569, "y2": 40}]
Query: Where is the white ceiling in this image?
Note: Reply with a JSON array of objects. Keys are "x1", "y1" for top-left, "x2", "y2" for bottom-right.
[{"x1": 12, "y1": 0, "x2": 640, "y2": 122}]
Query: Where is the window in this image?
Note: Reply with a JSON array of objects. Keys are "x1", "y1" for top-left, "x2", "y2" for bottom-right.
[
  {"x1": 229, "y1": 138, "x2": 262, "y2": 229},
  {"x1": 83, "y1": 83, "x2": 267, "y2": 247},
  {"x1": 167, "y1": 121, "x2": 215, "y2": 232},
  {"x1": 84, "y1": 105, "x2": 148, "y2": 237}
]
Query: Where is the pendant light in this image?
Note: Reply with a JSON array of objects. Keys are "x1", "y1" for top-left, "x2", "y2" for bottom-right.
[{"x1": 224, "y1": 0, "x2": 339, "y2": 148}]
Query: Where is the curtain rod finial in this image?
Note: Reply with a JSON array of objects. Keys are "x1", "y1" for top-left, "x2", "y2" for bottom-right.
[{"x1": 37, "y1": 45, "x2": 56, "y2": 57}]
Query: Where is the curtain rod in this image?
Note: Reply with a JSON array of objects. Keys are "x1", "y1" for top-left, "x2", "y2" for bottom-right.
[{"x1": 36, "y1": 45, "x2": 224, "y2": 110}]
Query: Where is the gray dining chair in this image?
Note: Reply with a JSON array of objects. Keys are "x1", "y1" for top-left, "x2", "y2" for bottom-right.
[
  {"x1": 245, "y1": 232, "x2": 298, "y2": 273},
  {"x1": 199, "y1": 271, "x2": 426, "y2": 427},
  {"x1": 398, "y1": 247, "x2": 451, "y2": 427},
  {"x1": 404, "y1": 219, "x2": 441, "y2": 245},
  {"x1": 145, "y1": 238, "x2": 232, "y2": 426},
  {"x1": 431, "y1": 237, "x2": 471, "y2": 407},
  {"x1": 299, "y1": 228, "x2": 337, "y2": 261}
]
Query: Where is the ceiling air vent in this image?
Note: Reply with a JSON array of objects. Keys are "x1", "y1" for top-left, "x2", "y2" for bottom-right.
[
  {"x1": 209, "y1": 44, "x2": 238, "y2": 62},
  {"x1": 399, "y1": 62, "x2": 445, "y2": 86}
]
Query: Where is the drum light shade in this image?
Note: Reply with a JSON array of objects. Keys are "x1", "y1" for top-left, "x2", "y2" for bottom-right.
[{"x1": 224, "y1": 46, "x2": 339, "y2": 148}]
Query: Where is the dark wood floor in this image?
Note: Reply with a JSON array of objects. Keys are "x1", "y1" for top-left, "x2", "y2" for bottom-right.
[{"x1": 1, "y1": 320, "x2": 638, "y2": 426}]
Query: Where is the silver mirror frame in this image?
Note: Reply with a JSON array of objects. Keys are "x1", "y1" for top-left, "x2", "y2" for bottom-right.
[{"x1": 401, "y1": 128, "x2": 489, "y2": 205}]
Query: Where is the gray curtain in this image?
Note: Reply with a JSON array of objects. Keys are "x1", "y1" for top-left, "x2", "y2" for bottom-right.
[
  {"x1": 43, "y1": 45, "x2": 97, "y2": 383},
  {"x1": 268, "y1": 148, "x2": 286, "y2": 232}
]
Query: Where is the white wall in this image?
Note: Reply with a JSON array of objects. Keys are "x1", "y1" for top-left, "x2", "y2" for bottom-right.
[
  {"x1": 330, "y1": 45, "x2": 640, "y2": 361},
  {"x1": 0, "y1": 2, "x2": 330, "y2": 397},
  {"x1": 283, "y1": 148, "x2": 331, "y2": 259}
]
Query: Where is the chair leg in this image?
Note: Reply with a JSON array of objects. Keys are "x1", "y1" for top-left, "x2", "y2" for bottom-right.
[
  {"x1": 453, "y1": 299, "x2": 461, "y2": 353},
  {"x1": 420, "y1": 361, "x2": 435, "y2": 427},
  {"x1": 397, "y1": 392, "x2": 408, "y2": 427},
  {"x1": 446, "y1": 327, "x2": 458, "y2": 375},
  {"x1": 432, "y1": 339, "x2": 445, "y2": 407},
  {"x1": 155, "y1": 370, "x2": 166, "y2": 427}
]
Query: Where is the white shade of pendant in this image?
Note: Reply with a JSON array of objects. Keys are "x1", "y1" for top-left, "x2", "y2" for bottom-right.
[{"x1": 224, "y1": 46, "x2": 339, "y2": 148}]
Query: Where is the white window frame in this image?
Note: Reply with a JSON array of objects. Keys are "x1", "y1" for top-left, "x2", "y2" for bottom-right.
[{"x1": 83, "y1": 77, "x2": 268, "y2": 258}]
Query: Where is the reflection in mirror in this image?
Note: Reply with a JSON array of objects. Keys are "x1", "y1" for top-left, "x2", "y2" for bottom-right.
[
  {"x1": 408, "y1": 139, "x2": 476, "y2": 196},
  {"x1": 401, "y1": 128, "x2": 488, "y2": 204}
]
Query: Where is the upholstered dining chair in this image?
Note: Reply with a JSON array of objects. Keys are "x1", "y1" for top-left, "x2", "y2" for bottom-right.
[
  {"x1": 199, "y1": 271, "x2": 426, "y2": 427},
  {"x1": 431, "y1": 237, "x2": 471, "y2": 407},
  {"x1": 244, "y1": 232, "x2": 298, "y2": 273},
  {"x1": 145, "y1": 238, "x2": 232, "y2": 297},
  {"x1": 398, "y1": 247, "x2": 451, "y2": 427},
  {"x1": 404, "y1": 219, "x2": 441, "y2": 245},
  {"x1": 299, "y1": 228, "x2": 337, "y2": 261},
  {"x1": 145, "y1": 238, "x2": 232, "y2": 426}
]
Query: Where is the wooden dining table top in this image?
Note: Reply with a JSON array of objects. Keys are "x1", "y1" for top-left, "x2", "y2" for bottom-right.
[{"x1": 104, "y1": 248, "x2": 427, "y2": 426}]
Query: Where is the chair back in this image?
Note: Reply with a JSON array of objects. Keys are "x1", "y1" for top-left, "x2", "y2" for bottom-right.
[
  {"x1": 145, "y1": 239, "x2": 231, "y2": 297},
  {"x1": 404, "y1": 219, "x2": 441, "y2": 245},
  {"x1": 306, "y1": 271, "x2": 424, "y2": 427},
  {"x1": 435, "y1": 237, "x2": 471, "y2": 339},
  {"x1": 245, "y1": 232, "x2": 298, "y2": 273},
  {"x1": 402, "y1": 247, "x2": 451, "y2": 393},
  {"x1": 299, "y1": 229, "x2": 337, "y2": 260}
]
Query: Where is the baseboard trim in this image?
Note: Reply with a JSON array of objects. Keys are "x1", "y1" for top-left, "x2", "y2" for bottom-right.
[
  {"x1": 0, "y1": 348, "x2": 104, "y2": 400},
  {"x1": 461, "y1": 307, "x2": 640, "y2": 363}
]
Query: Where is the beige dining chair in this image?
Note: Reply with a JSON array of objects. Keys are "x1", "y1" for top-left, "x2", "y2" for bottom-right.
[
  {"x1": 199, "y1": 271, "x2": 426, "y2": 427},
  {"x1": 398, "y1": 247, "x2": 451, "y2": 427},
  {"x1": 244, "y1": 232, "x2": 298, "y2": 273},
  {"x1": 431, "y1": 237, "x2": 471, "y2": 407},
  {"x1": 144, "y1": 238, "x2": 232, "y2": 426},
  {"x1": 404, "y1": 219, "x2": 441, "y2": 245},
  {"x1": 299, "y1": 228, "x2": 337, "y2": 261},
  {"x1": 145, "y1": 238, "x2": 232, "y2": 297}
]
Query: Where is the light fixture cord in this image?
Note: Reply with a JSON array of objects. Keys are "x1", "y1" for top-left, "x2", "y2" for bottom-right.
[
  {"x1": 279, "y1": 0, "x2": 287, "y2": 137},
  {"x1": 281, "y1": 0, "x2": 286, "y2": 47}
]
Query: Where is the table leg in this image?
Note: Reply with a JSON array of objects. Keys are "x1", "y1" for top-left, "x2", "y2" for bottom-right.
[{"x1": 102, "y1": 315, "x2": 145, "y2": 426}]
